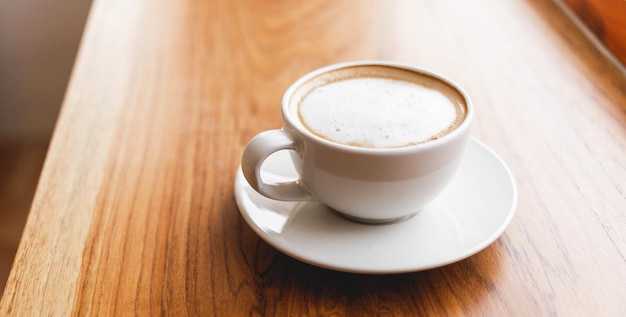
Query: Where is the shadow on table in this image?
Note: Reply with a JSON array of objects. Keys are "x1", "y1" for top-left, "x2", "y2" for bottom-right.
[{"x1": 248, "y1": 237, "x2": 506, "y2": 315}]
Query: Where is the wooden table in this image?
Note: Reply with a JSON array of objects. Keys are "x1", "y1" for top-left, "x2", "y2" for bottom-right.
[{"x1": 2, "y1": 0, "x2": 625, "y2": 315}]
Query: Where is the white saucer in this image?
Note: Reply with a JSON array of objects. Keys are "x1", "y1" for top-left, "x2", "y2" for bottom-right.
[{"x1": 234, "y1": 138, "x2": 517, "y2": 274}]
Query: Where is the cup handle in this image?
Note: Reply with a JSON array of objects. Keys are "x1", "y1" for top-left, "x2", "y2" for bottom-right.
[{"x1": 242, "y1": 129, "x2": 315, "y2": 201}]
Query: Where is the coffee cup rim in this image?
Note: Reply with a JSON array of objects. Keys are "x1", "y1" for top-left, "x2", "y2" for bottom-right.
[{"x1": 282, "y1": 61, "x2": 473, "y2": 154}]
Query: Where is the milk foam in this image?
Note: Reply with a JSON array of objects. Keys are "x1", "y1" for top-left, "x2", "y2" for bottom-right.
[{"x1": 299, "y1": 77, "x2": 460, "y2": 148}]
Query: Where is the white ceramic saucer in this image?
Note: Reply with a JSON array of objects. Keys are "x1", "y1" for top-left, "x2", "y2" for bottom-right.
[{"x1": 234, "y1": 138, "x2": 517, "y2": 274}]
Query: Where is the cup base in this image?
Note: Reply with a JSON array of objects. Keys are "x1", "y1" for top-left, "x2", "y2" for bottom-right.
[{"x1": 329, "y1": 209, "x2": 420, "y2": 225}]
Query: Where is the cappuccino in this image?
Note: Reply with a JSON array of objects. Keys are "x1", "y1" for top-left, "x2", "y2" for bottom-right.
[
  {"x1": 243, "y1": 62, "x2": 473, "y2": 222},
  {"x1": 294, "y1": 66, "x2": 466, "y2": 148}
]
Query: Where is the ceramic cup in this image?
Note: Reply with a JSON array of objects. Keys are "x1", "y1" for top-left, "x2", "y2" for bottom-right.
[{"x1": 242, "y1": 61, "x2": 472, "y2": 223}]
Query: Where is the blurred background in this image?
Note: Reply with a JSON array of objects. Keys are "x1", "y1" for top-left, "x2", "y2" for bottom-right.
[{"x1": 0, "y1": 0, "x2": 92, "y2": 294}]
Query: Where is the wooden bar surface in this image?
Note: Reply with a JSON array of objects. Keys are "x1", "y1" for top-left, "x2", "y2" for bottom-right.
[{"x1": 1, "y1": 0, "x2": 625, "y2": 315}]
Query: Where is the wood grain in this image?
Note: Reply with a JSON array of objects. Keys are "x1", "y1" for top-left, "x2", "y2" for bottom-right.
[
  {"x1": 1, "y1": 0, "x2": 625, "y2": 315},
  {"x1": 561, "y1": 0, "x2": 626, "y2": 66}
]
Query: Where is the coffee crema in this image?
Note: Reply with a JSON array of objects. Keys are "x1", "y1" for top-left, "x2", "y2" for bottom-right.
[{"x1": 293, "y1": 65, "x2": 466, "y2": 148}]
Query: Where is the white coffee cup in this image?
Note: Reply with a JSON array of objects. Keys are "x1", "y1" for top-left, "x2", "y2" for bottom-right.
[{"x1": 242, "y1": 61, "x2": 472, "y2": 223}]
